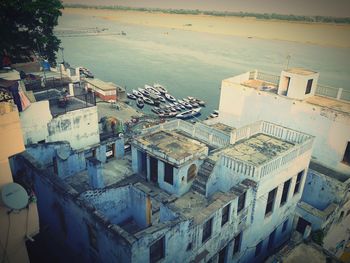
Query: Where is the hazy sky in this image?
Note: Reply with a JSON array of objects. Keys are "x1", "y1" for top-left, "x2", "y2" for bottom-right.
[{"x1": 63, "y1": 0, "x2": 350, "y2": 17}]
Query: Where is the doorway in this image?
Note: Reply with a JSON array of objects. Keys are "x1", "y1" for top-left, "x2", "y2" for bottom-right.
[
  {"x1": 296, "y1": 217, "x2": 311, "y2": 234},
  {"x1": 150, "y1": 156, "x2": 158, "y2": 183},
  {"x1": 218, "y1": 245, "x2": 227, "y2": 263}
]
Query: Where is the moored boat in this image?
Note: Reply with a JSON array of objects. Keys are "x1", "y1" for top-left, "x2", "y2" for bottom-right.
[
  {"x1": 132, "y1": 89, "x2": 143, "y2": 97},
  {"x1": 138, "y1": 88, "x2": 150, "y2": 97},
  {"x1": 176, "y1": 107, "x2": 201, "y2": 119},
  {"x1": 144, "y1": 97, "x2": 155, "y2": 105},
  {"x1": 153, "y1": 83, "x2": 168, "y2": 94},
  {"x1": 165, "y1": 93, "x2": 176, "y2": 102},
  {"x1": 183, "y1": 102, "x2": 193, "y2": 109},
  {"x1": 136, "y1": 97, "x2": 144, "y2": 108},
  {"x1": 127, "y1": 93, "x2": 137, "y2": 100}
]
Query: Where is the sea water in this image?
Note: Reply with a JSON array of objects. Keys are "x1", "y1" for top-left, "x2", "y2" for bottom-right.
[{"x1": 57, "y1": 13, "x2": 350, "y2": 119}]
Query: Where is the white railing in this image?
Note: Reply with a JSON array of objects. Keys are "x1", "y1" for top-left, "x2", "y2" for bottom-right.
[
  {"x1": 256, "y1": 71, "x2": 280, "y2": 85},
  {"x1": 316, "y1": 84, "x2": 350, "y2": 102},
  {"x1": 222, "y1": 136, "x2": 313, "y2": 179}
]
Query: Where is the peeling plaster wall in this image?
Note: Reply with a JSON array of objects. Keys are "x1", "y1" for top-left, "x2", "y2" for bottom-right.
[
  {"x1": 157, "y1": 159, "x2": 203, "y2": 196},
  {"x1": 302, "y1": 169, "x2": 346, "y2": 210},
  {"x1": 82, "y1": 186, "x2": 149, "y2": 228},
  {"x1": 20, "y1": 101, "x2": 52, "y2": 144},
  {"x1": 239, "y1": 151, "x2": 311, "y2": 263},
  {"x1": 218, "y1": 80, "x2": 350, "y2": 174},
  {"x1": 47, "y1": 106, "x2": 99, "y2": 150},
  {"x1": 13, "y1": 154, "x2": 131, "y2": 263}
]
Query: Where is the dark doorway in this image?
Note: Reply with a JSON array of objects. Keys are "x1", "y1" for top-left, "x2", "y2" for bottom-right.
[
  {"x1": 218, "y1": 245, "x2": 227, "y2": 263},
  {"x1": 150, "y1": 156, "x2": 158, "y2": 183},
  {"x1": 296, "y1": 217, "x2": 311, "y2": 234},
  {"x1": 140, "y1": 151, "x2": 147, "y2": 175},
  {"x1": 285, "y1": 76, "x2": 291, "y2": 96}
]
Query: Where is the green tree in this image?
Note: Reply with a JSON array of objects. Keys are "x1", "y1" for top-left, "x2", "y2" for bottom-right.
[{"x1": 0, "y1": 0, "x2": 63, "y2": 65}]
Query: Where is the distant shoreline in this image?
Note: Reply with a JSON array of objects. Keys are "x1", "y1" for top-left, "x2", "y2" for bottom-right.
[
  {"x1": 62, "y1": 8, "x2": 350, "y2": 48},
  {"x1": 63, "y1": 4, "x2": 350, "y2": 25}
]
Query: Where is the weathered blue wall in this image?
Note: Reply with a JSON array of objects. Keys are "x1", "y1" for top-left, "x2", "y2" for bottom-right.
[
  {"x1": 301, "y1": 169, "x2": 344, "y2": 210},
  {"x1": 82, "y1": 185, "x2": 149, "y2": 228},
  {"x1": 13, "y1": 153, "x2": 132, "y2": 263}
]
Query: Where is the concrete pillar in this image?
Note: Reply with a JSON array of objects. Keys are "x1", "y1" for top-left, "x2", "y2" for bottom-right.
[
  {"x1": 131, "y1": 147, "x2": 139, "y2": 173},
  {"x1": 69, "y1": 83, "x2": 74, "y2": 96},
  {"x1": 96, "y1": 144, "x2": 107, "y2": 163},
  {"x1": 87, "y1": 157, "x2": 104, "y2": 189},
  {"x1": 75, "y1": 67, "x2": 81, "y2": 82},
  {"x1": 115, "y1": 137, "x2": 125, "y2": 159},
  {"x1": 336, "y1": 88, "x2": 343, "y2": 100}
]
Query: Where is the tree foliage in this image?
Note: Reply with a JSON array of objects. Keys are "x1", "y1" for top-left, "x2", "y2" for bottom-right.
[{"x1": 0, "y1": 0, "x2": 63, "y2": 65}]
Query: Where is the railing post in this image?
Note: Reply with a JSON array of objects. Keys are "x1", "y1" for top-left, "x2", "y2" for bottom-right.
[{"x1": 337, "y1": 88, "x2": 343, "y2": 100}]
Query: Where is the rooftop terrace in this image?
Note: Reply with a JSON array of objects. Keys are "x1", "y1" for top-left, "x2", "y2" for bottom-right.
[
  {"x1": 220, "y1": 133, "x2": 294, "y2": 166},
  {"x1": 64, "y1": 156, "x2": 133, "y2": 193},
  {"x1": 133, "y1": 130, "x2": 208, "y2": 166},
  {"x1": 33, "y1": 88, "x2": 96, "y2": 116},
  {"x1": 223, "y1": 70, "x2": 350, "y2": 107}
]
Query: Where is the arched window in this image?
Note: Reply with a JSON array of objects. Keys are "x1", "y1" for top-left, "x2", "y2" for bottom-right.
[{"x1": 187, "y1": 164, "x2": 197, "y2": 182}]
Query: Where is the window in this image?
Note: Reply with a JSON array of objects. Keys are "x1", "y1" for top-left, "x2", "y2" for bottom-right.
[
  {"x1": 265, "y1": 188, "x2": 277, "y2": 216},
  {"x1": 280, "y1": 179, "x2": 291, "y2": 206},
  {"x1": 293, "y1": 171, "x2": 304, "y2": 195},
  {"x1": 202, "y1": 218, "x2": 213, "y2": 243},
  {"x1": 342, "y1": 142, "x2": 350, "y2": 165},
  {"x1": 282, "y1": 219, "x2": 288, "y2": 232},
  {"x1": 232, "y1": 232, "x2": 242, "y2": 256},
  {"x1": 237, "y1": 192, "x2": 246, "y2": 213},
  {"x1": 87, "y1": 223, "x2": 98, "y2": 251},
  {"x1": 221, "y1": 204, "x2": 230, "y2": 226},
  {"x1": 267, "y1": 229, "x2": 276, "y2": 250},
  {"x1": 255, "y1": 241, "x2": 263, "y2": 257},
  {"x1": 187, "y1": 164, "x2": 197, "y2": 182},
  {"x1": 150, "y1": 236, "x2": 165, "y2": 263},
  {"x1": 305, "y1": 79, "x2": 313, "y2": 94},
  {"x1": 164, "y1": 162, "x2": 174, "y2": 185}
]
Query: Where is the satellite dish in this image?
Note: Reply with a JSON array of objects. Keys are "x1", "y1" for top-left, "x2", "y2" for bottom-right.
[{"x1": 1, "y1": 183, "x2": 29, "y2": 210}]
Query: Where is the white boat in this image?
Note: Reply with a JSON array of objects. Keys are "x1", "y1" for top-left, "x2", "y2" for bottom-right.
[
  {"x1": 127, "y1": 93, "x2": 137, "y2": 100},
  {"x1": 132, "y1": 89, "x2": 143, "y2": 97},
  {"x1": 157, "y1": 96, "x2": 166, "y2": 103},
  {"x1": 190, "y1": 101, "x2": 199, "y2": 108},
  {"x1": 138, "y1": 88, "x2": 150, "y2": 97},
  {"x1": 176, "y1": 108, "x2": 201, "y2": 119},
  {"x1": 178, "y1": 99, "x2": 184, "y2": 104},
  {"x1": 183, "y1": 102, "x2": 193, "y2": 109},
  {"x1": 153, "y1": 83, "x2": 168, "y2": 94},
  {"x1": 145, "y1": 84, "x2": 161, "y2": 96},
  {"x1": 136, "y1": 97, "x2": 144, "y2": 108},
  {"x1": 144, "y1": 97, "x2": 155, "y2": 105},
  {"x1": 165, "y1": 93, "x2": 176, "y2": 102}
]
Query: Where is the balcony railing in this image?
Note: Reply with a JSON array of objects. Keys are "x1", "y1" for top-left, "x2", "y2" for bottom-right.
[{"x1": 222, "y1": 121, "x2": 314, "y2": 180}]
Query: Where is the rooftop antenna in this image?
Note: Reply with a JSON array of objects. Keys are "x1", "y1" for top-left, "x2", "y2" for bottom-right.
[{"x1": 285, "y1": 54, "x2": 291, "y2": 70}]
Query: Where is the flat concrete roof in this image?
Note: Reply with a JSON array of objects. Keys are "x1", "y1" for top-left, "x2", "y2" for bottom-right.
[
  {"x1": 220, "y1": 133, "x2": 294, "y2": 166},
  {"x1": 280, "y1": 242, "x2": 338, "y2": 263},
  {"x1": 64, "y1": 157, "x2": 134, "y2": 193},
  {"x1": 241, "y1": 79, "x2": 278, "y2": 93},
  {"x1": 306, "y1": 95, "x2": 350, "y2": 115},
  {"x1": 85, "y1": 78, "x2": 117, "y2": 91},
  {"x1": 285, "y1": 67, "x2": 317, "y2": 76},
  {"x1": 209, "y1": 123, "x2": 235, "y2": 134},
  {"x1": 134, "y1": 130, "x2": 208, "y2": 164},
  {"x1": 170, "y1": 190, "x2": 234, "y2": 224}
]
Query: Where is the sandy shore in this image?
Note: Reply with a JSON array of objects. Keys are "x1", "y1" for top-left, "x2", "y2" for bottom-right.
[{"x1": 63, "y1": 8, "x2": 350, "y2": 48}]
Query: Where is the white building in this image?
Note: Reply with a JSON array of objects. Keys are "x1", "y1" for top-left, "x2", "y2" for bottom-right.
[
  {"x1": 130, "y1": 119, "x2": 314, "y2": 263},
  {"x1": 213, "y1": 68, "x2": 350, "y2": 257}
]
